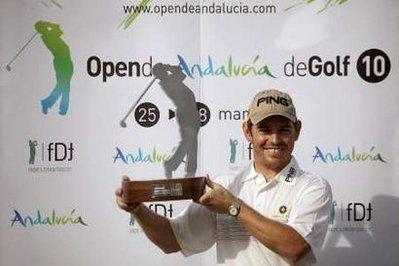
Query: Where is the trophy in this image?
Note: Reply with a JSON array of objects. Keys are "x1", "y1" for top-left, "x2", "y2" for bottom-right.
[{"x1": 122, "y1": 177, "x2": 206, "y2": 203}]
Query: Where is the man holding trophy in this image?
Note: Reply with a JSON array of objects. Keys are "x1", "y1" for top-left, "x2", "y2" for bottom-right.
[{"x1": 116, "y1": 89, "x2": 332, "y2": 265}]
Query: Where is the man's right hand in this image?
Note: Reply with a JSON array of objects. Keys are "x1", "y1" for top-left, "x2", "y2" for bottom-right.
[
  {"x1": 115, "y1": 176, "x2": 181, "y2": 254},
  {"x1": 115, "y1": 176, "x2": 141, "y2": 213}
]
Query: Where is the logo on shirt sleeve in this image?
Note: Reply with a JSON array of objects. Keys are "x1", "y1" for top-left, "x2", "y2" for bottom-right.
[{"x1": 284, "y1": 167, "x2": 296, "y2": 183}]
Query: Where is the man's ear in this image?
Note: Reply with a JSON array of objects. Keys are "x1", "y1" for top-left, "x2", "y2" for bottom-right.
[
  {"x1": 242, "y1": 121, "x2": 253, "y2": 142},
  {"x1": 294, "y1": 120, "x2": 302, "y2": 141}
]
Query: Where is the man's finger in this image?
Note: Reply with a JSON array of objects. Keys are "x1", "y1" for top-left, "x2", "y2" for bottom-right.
[
  {"x1": 116, "y1": 196, "x2": 129, "y2": 211},
  {"x1": 116, "y1": 197, "x2": 138, "y2": 212},
  {"x1": 115, "y1": 187, "x2": 122, "y2": 196},
  {"x1": 121, "y1": 175, "x2": 130, "y2": 182},
  {"x1": 199, "y1": 191, "x2": 211, "y2": 205},
  {"x1": 205, "y1": 175, "x2": 214, "y2": 189}
]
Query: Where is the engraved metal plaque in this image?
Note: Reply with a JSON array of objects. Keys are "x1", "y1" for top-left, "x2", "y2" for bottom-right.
[
  {"x1": 151, "y1": 183, "x2": 183, "y2": 198},
  {"x1": 122, "y1": 177, "x2": 206, "y2": 203}
]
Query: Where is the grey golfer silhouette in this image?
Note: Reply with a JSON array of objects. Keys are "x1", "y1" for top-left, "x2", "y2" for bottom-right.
[
  {"x1": 29, "y1": 140, "x2": 38, "y2": 165},
  {"x1": 229, "y1": 139, "x2": 239, "y2": 164},
  {"x1": 152, "y1": 63, "x2": 200, "y2": 178}
]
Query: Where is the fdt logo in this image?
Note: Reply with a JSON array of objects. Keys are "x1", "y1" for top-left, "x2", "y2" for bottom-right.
[
  {"x1": 47, "y1": 142, "x2": 74, "y2": 161},
  {"x1": 28, "y1": 140, "x2": 74, "y2": 164},
  {"x1": 329, "y1": 201, "x2": 373, "y2": 232},
  {"x1": 129, "y1": 203, "x2": 173, "y2": 233},
  {"x1": 27, "y1": 140, "x2": 74, "y2": 173}
]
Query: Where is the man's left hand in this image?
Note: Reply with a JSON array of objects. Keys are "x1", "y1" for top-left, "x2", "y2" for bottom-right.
[{"x1": 198, "y1": 176, "x2": 236, "y2": 214}]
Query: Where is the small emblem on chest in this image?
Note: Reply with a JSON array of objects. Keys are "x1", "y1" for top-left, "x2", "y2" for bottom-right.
[
  {"x1": 279, "y1": 205, "x2": 288, "y2": 214},
  {"x1": 272, "y1": 204, "x2": 291, "y2": 223}
]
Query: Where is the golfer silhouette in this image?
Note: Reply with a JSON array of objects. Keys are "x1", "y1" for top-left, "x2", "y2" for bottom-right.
[
  {"x1": 35, "y1": 21, "x2": 73, "y2": 115},
  {"x1": 28, "y1": 140, "x2": 38, "y2": 165},
  {"x1": 229, "y1": 139, "x2": 238, "y2": 164},
  {"x1": 152, "y1": 63, "x2": 200, "y2": 178}
]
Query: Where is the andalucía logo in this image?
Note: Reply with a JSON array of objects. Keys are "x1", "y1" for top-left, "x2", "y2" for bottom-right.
[
  {"x1": 177, "y1": 55, "x2": 276, "y2": 79},
  {"x1": 27, "y1": 140, "x2": 74, "y2": 172},
  {"x1": 312, "y1": 146, "x2": 387, "y2": 164},
  {"x1": 10, "y1": 209, "x2": 88, "y2": 228},
  {"x1": 113, "y1": 146, "x2": 175, "y2": 164}
]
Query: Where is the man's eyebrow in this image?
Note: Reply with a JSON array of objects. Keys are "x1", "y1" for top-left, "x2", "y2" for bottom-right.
[
  {"x1": 255, "y1": 127, "x2": 267, "y2": 132},
  {"x1": 257, "y1": 124, "x2": 269, "y2": 129},
  {"x1": 281, "y1": 124, "x2": 292, "y2": 128}
]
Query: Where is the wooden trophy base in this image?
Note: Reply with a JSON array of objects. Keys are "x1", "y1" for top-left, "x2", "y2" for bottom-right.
[{"x1": 122, "y1": 177, "x2": 206, "y2": 203}]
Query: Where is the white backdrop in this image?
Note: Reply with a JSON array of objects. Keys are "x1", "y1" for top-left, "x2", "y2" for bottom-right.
[{"x1": 1, "y1": 0, "x2": 398, "y2": 265}]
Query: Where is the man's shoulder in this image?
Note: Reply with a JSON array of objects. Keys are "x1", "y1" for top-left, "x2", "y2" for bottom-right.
[
  {"x1": 296, "y1": 170, "x2": 332, "y2": 197},
  {"x1": 299, "y1": 170, "x2": 330, "y2": 186}
]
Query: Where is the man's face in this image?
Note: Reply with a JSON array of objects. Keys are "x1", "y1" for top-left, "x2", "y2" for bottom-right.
[{"x1": 243, "y1": 116, "x2": 301, "y2": 172}]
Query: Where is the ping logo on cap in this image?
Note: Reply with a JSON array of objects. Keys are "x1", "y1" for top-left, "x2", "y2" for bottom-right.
[{"x1": 257, "y1": 96, "x2": 289, "y2": 107}]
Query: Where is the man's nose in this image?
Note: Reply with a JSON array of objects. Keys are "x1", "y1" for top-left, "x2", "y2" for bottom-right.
[{"x1": 269, "y1": 133, "x2": 282, "y2": 144}]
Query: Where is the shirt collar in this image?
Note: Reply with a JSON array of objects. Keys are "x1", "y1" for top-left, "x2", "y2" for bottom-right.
[
  {"x1": 242, "y1": 162, "x2": 258, "y2": 182},
  {"x1": 241, "y1": 156, "x2": 300, "y2": 184}
]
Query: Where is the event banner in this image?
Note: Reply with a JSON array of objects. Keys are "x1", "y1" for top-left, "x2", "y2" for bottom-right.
[{"x1": 0, "y1": 0, "x2": 398, "y2": 265}]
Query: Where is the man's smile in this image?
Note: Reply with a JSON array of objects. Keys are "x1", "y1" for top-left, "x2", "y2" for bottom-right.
[{"x1": 264, "y1": 146, "x2": 287, "y2": 156}]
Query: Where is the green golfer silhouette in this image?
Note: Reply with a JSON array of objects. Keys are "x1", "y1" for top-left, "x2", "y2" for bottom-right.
[{"x1": 35, "y1": 21, "x2": 73, "y2": 115}]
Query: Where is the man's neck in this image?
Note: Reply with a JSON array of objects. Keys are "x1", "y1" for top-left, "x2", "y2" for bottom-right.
[{"x1": 254, "y1": 157, "x2": 292, "y2": 182}]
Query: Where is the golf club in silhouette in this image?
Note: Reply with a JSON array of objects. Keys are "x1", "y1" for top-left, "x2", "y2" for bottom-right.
[
  {"x1": 5, "y1": 32, "x2": 38, "y2": 71},
  {"x1": 120, "y1": 77, "x2": 157, "y2": 128}
]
